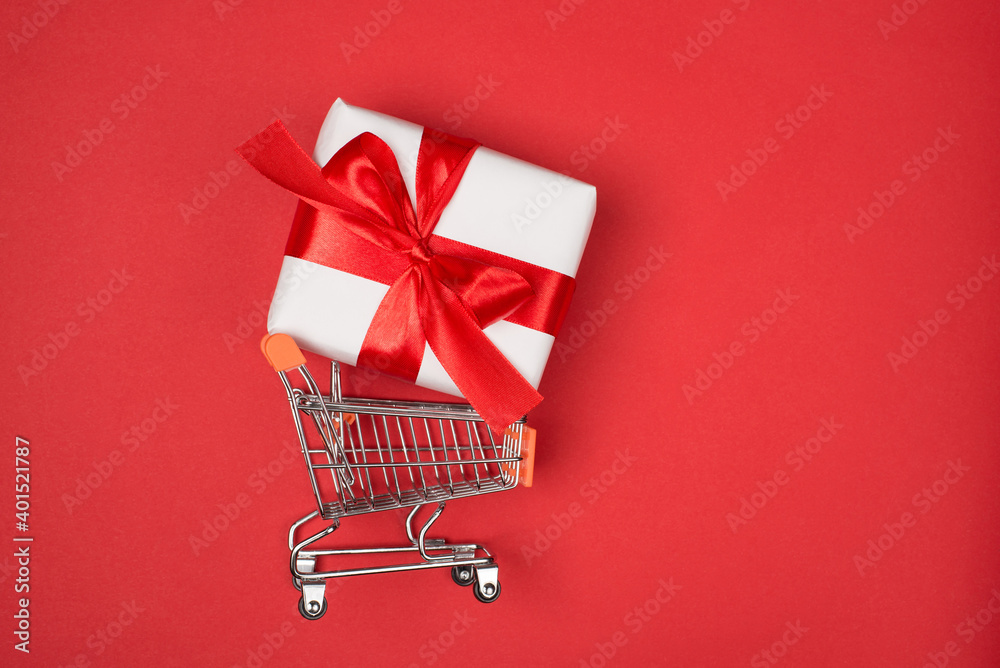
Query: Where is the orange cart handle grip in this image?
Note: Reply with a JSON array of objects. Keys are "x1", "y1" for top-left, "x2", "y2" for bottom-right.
[
  {"x1": 261, "y1": 333, "x2": 307, "y2": 372},
  {"x1": 502, "y1": 426, "x2": 536, "y2": 488}
]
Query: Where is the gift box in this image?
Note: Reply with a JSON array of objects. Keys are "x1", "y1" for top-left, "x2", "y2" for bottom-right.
[{"x1": 240, "y1": 99, "x2": 596, "y2": 432}]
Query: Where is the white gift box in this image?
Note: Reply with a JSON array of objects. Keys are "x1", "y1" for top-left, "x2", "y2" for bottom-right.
[{"x1": 267, "y1": 99, "x2": 597, "y2": 398}]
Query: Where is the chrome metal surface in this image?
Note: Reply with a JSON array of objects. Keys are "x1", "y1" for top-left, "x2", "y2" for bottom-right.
[{"x1": 273, "y1": 361, "x2": 522, "y2": 614}]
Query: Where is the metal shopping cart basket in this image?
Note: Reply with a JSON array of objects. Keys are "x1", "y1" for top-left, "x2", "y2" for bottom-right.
[{"x1": 261, "y1": 333, "x2": 536, "y2": 619}]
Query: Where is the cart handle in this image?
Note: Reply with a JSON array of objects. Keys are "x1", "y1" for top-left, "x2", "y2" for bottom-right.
[
  {"x1": 262, "y1": 333, "x2": 356, "y2": 488},
  {"x1": 261, "y1": 333, "x2": 307, "y2": 372}
]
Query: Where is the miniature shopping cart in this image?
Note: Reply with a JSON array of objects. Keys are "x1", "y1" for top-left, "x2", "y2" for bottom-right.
[{"x1": 261, "y1": 333, "x2": 536, "y2": 619}]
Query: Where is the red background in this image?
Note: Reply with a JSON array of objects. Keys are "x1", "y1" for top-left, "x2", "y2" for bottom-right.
[{"x1": 3, "y1": 0, "x2": 999, "y2": 666}]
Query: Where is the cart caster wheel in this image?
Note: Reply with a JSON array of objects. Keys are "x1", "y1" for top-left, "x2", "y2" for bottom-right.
[
  {"x1": 298, "y1": 596, "x2": 328, "y2": 620},
  {"x1": 473, "y1": 581, "x2": 501, "y2": 603},
  {"x1": 451, "y1": 565, "x2": 475, "y2": 587}
]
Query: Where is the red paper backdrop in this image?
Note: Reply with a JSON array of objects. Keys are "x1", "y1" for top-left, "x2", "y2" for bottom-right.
[{"x1": 2, "y1": 1, "x2": 999, "y2": 666}]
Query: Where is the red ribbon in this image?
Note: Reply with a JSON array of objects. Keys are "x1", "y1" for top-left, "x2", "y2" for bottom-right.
[{"x1": 238, "y1": 121, "x2": 575, "y2": 434}]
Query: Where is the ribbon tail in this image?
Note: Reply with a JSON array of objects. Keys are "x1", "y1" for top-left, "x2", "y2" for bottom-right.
[
  {"x1": 357, "y1": 267, "x2": 425, "y2": 382},
  {"x1": 237, "y1": 121, "x2": 355, "y2": 213},
  {"x1": 237, "y1": 122, "x2": 413, "y2": 250},
  {"x1": 420, "y1": 277, "x2": 542, "y2": 437}
]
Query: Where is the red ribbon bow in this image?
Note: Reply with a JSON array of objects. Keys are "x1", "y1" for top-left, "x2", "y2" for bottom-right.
[{"x1": 238, "y1": 121, "x2": 575, "y2": 434}]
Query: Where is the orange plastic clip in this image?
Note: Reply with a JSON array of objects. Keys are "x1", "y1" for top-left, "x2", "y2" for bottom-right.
[
  {"x1": 503, "y1": 426, "x2": 536, "y2": 488},
  {"x1": 261, "y1": 333, "x2": 306, "y2": 373}
]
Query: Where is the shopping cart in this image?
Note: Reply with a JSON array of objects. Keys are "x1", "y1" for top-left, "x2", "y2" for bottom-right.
[{"x1": 261, "y1": 333, "x2": 536, "y2": 619}]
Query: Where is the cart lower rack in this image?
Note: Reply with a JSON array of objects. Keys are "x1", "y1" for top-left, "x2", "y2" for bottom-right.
[{"x1": 262, "y1": 334, "x2": 535, "y2": 619}]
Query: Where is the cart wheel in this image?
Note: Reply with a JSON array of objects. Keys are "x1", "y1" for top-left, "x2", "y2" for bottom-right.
[
  {"x1": 473, "y1": 581, "x2": 501, "y2": 604},
  {"x1": 451, "y1": 565, "x2": 475, "y2": 587},
  {"x1": 298, "y1": 596, "x2": 328, "y2": 620}
]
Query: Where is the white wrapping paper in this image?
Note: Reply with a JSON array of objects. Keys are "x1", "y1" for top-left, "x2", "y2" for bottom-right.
[{"x1": 268, "y1": 99, "x2": 596, "y2": 398}]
